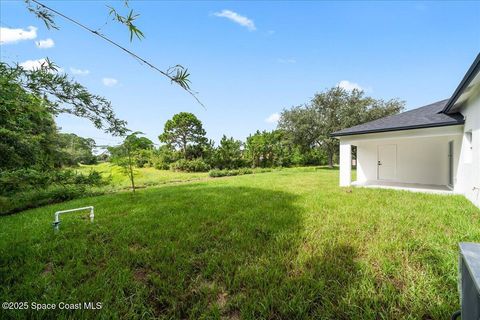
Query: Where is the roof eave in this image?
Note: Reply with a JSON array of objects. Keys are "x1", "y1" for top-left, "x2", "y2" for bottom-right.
[
  {"x1": 442, "y1": 53, "x2": 480, "y2": 114},
  {"x1": 331, "y1": 120, "x2": 465, "y2": 138}
]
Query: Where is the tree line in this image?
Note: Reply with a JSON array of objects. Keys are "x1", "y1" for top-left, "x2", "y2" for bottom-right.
[
  {"x1": 107, "y1": 87, "x2": 404, "y2": 181},
  {"x1": 279, "y1": 87, "x2": 404, "y2": 166},
  {"x1": 5, "y1": 0, "x2": 405, "y2": 176},
  {"x1": 1, "y1": 1, "x2": 405, "y2": 212},
  {"x1": 1, "y1": 68, "x2": 404, "y2": 177},
  {"x1": 1, "y1": 59, "x2": 404, "y2": 211},
  {"x1": 107, "y1": 113, "x2": 327, "y2": 180}
]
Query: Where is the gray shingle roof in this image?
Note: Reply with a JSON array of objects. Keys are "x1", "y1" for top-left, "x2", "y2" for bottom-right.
[{"x1": 331, "y1": 99, "x2": 464, "y2": 137}]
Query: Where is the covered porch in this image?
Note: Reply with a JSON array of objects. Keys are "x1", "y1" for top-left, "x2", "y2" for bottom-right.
[{"x1": 339, "y1": 126, "x2": 464, "y2": 193}]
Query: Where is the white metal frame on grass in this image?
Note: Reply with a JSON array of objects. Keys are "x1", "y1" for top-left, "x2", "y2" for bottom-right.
[{"x1": 53, "y1": 206, "x2": 94, "y2": 231}]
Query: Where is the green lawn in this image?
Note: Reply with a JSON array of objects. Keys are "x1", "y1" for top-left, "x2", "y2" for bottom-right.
[
  {"x1": 1, "y1": 167, "x2": 479, "y2": 319},
  {"x1": 78, "y1": 163, "x2": 209, "y2": 191}
]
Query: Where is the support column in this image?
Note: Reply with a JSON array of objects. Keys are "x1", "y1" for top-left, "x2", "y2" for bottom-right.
[{"x1": 339, "y1": 142, "x2": 352, "y2": 187}]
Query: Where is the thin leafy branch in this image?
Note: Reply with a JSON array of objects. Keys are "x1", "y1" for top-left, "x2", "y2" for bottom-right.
[
  {"x1": 24, "y1": 0, "x2": 58, "y2": 30},
  {"x1": 1, "y1": 60, "x2": 128, "y2": 136},
  {"x1": 24, "y1": 0, "x2": 205, "y2": 108},
  {"x1": 167, "y1": 65, "x2": 192, "y2": 90},
  {"x1": 107, "y1": 6, "x2": 144, "y2": 41}
]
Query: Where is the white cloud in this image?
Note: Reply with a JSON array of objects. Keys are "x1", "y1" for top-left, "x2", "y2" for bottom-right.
[
  {"x1": 19, "y1": 58, "x2": 63, "y2": 73},
  {"x1": 70, "y1": 67, "x2": 90, "y2": 76},
  {"x1": 277, "y1": 58, "x2": 296, "y2": 64},
  {"x1": 102, "y1": 77, "x2": 118, "y2": 87},
  {"x1": 213, "y1": 10, "x2": 256, "y2": 31},
  {"x1": 35, "y1": 38, "x2": 54, "y2": 49},
  {"x1": 265, "y1": 113, "x2": 280, "y2": 124},
  {"x1": 19, "y1": 58, "x2": 48, "y2": 70},
  {"x1": 337, "y1": 80, "x2": 363, "y2": 91},
  {"x1": 0, "y1": 26, "x2": 37, "y2": 45}
]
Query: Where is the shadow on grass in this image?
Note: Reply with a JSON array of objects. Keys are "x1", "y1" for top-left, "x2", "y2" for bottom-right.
[
  {"x1": 119, "y1": 184, "x2": 362, "y2": 319},
  {"x1": 0, "y1": 183, "x2": 362, "y2": 319},
  {"x1": 126, "y1": 184, "x2": 305, "y2": 318}
]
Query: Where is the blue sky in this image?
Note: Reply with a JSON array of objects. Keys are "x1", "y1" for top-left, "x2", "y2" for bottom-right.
[{"x1": 1, "y1": 1, "x2": 479, "y2": 147}]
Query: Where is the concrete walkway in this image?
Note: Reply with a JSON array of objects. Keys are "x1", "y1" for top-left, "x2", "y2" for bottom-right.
[{"x1": 351, "y1": 180, "x2": 453, "y2": 195}]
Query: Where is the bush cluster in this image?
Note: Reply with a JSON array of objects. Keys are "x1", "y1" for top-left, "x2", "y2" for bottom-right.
[
  {"x1": 110, "y1": 129, "x2": 329, "y2": 174},
  {"x1": 170, "y1": 159, "x2": 210, "y2": 172},
  {"x1": 0, "y1": 186, "x2": 101, "y2": 215},
  {"x1": 209, "y1": 168, "x2": 272, "y2": 178},
  {"x1": 154, "y1": 161, "x2": 170, "y2": 170},
  {"x1": 0, "y1": 169, "x2": 105, "y2": 215},
  {"x1": 0, "y1": 169, "x2": 103, "y2": 194}
]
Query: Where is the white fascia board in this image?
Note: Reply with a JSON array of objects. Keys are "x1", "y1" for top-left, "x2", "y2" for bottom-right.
[{"x1": 339, "y1": 125, "x2": 464, "y2": 144}]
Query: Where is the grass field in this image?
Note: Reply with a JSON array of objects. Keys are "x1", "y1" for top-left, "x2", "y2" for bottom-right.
[
  {"x1": 77, "y1": 163, "x2": 210, "y2": 191},
  {"x1": 1, "y1": 167, "x2": 479, "y2": 319}
]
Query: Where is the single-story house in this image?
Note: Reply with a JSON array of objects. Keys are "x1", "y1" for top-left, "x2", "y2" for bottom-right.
[{"x1": 332, "y1": 53, "x2": 480, "y2": 208}]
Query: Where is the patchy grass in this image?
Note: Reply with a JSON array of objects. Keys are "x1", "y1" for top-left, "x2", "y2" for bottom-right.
[
  {"x1": 77, "y1": 163, "x2": 209, "y2": 191},
  {"x1": 1, "y1": 167, "x2": 479, "y2": 319}
]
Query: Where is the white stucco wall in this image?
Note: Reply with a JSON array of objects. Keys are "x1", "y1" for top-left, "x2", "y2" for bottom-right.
[
  {"x1": 339, "y1": 125, "x2": 464, "y2": 187},
  {"x1": 456, "y1": 90, "x2": 480, "y2": 207},
  {"x1": 337, "y1": 93, "x2": 480, "y2": 208},
  {"x1": 339, "y1": 142, "x2": 351, "y2": 186},
  {"x1": 355, "y1": 134, "x2": 462, "y2": 185}
]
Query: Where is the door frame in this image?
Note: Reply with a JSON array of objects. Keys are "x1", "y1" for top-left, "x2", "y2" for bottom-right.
[{"x1": 377, "y1": 144, "x2": 397, "y2": 181}]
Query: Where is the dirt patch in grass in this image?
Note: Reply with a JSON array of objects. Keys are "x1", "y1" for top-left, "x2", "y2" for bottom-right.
[
  {"x1": 114, "y1": 211, "x2": 130, "y2": 217},
  {"x1": 217, "y1": 291, "x2": 228, "y2": 308},
  {"x1": 128, "y1": 243, "x2": 144, "y2": 252},
  {"x1": 42, "y1": 262, "x2": 53, "y2": 276},
  {"x1": 133, "y1": 268, "x2": 148, "y2": 282},
  {"x1": 190, "y1": 277, "x2": 216, "y2": 295},
  {"x1": 222, "y1": 309, "x2": 240, "y2": 320},
  {"x1": 194, "y1": 278, "x2": 231, "y2": 313},
  {"x1": 377, "y1": 274, "x2": 407, "y2": 292}
]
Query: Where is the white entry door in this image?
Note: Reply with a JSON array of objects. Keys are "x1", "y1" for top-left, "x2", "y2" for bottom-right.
[{"x1": 377, "y1": 144, "x2": 397, "y2": 180}]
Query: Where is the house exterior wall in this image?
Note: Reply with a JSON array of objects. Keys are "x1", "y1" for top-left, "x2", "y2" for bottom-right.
[
  {"x1": 456, "y1": 90, "x2": 480, "y2": 207},
  {"x1": 336, "y1": 96, "x2": 480, "y2": 207},
  {"x1": 355, "y1": 134, "x2": 462, "y2": 186},
  {"x1": 338, "y1": 126, "x2": 464, "y2": 186},
  {"x1": 339, "y1": 142, "x2": 351, "y2": 186}
]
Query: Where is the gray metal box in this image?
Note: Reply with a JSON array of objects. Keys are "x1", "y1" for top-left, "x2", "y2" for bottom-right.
[{"x1": 459, "y1": 242, "x2": 480, "y2": 319}]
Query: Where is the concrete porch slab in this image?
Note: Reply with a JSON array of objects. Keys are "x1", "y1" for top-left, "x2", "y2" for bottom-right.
[{"x1": 351, "y1": 180, "x2": 453, "y2": 195}]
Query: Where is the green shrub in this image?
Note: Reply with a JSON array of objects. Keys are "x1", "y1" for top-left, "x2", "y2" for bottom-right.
[
  {"x1": 0, "y1": 169, "x2": 105, "y2": 195},
  {"x1": 208, "y1": 168, "x2": 260, "y2": 178},
  {"x1": 134, "y1": 149, "x2": 155, "y2": 168},
  {"x1": 227, "y1": 170, "x2": 239, "y2": 176},
  {"x1": 238, "y1": 168, "x2": 253, "y2": 175},
  {"x1": 170, "y1": 159, "x2": 210, "y2": 172},
  {"x1": 0, "y1": 185, "x2": 101, "y2": 215},
  {"x1": 0, "y1": 169, "x2": 49, "y2": 194},
  {"x1": 72, "y1": 170, "x2": 104, "y2": 185},
  {"x1": 208, "y1": 169, "x2": 224, "y2": 177},
  {"x1": 0, "y1": 169, "x2": 105, "y2": 215},
  {"x1": 151, "y1": 145, "x2": 178, "y2": 170},
  {"x1": 154, "y1": 161, "x2": 170, "y2": 170}
]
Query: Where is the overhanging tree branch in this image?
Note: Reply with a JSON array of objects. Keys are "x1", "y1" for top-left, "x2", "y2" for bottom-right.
[{"x1": 27, "y1": 0, "x2": 205, "y2": 109}]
